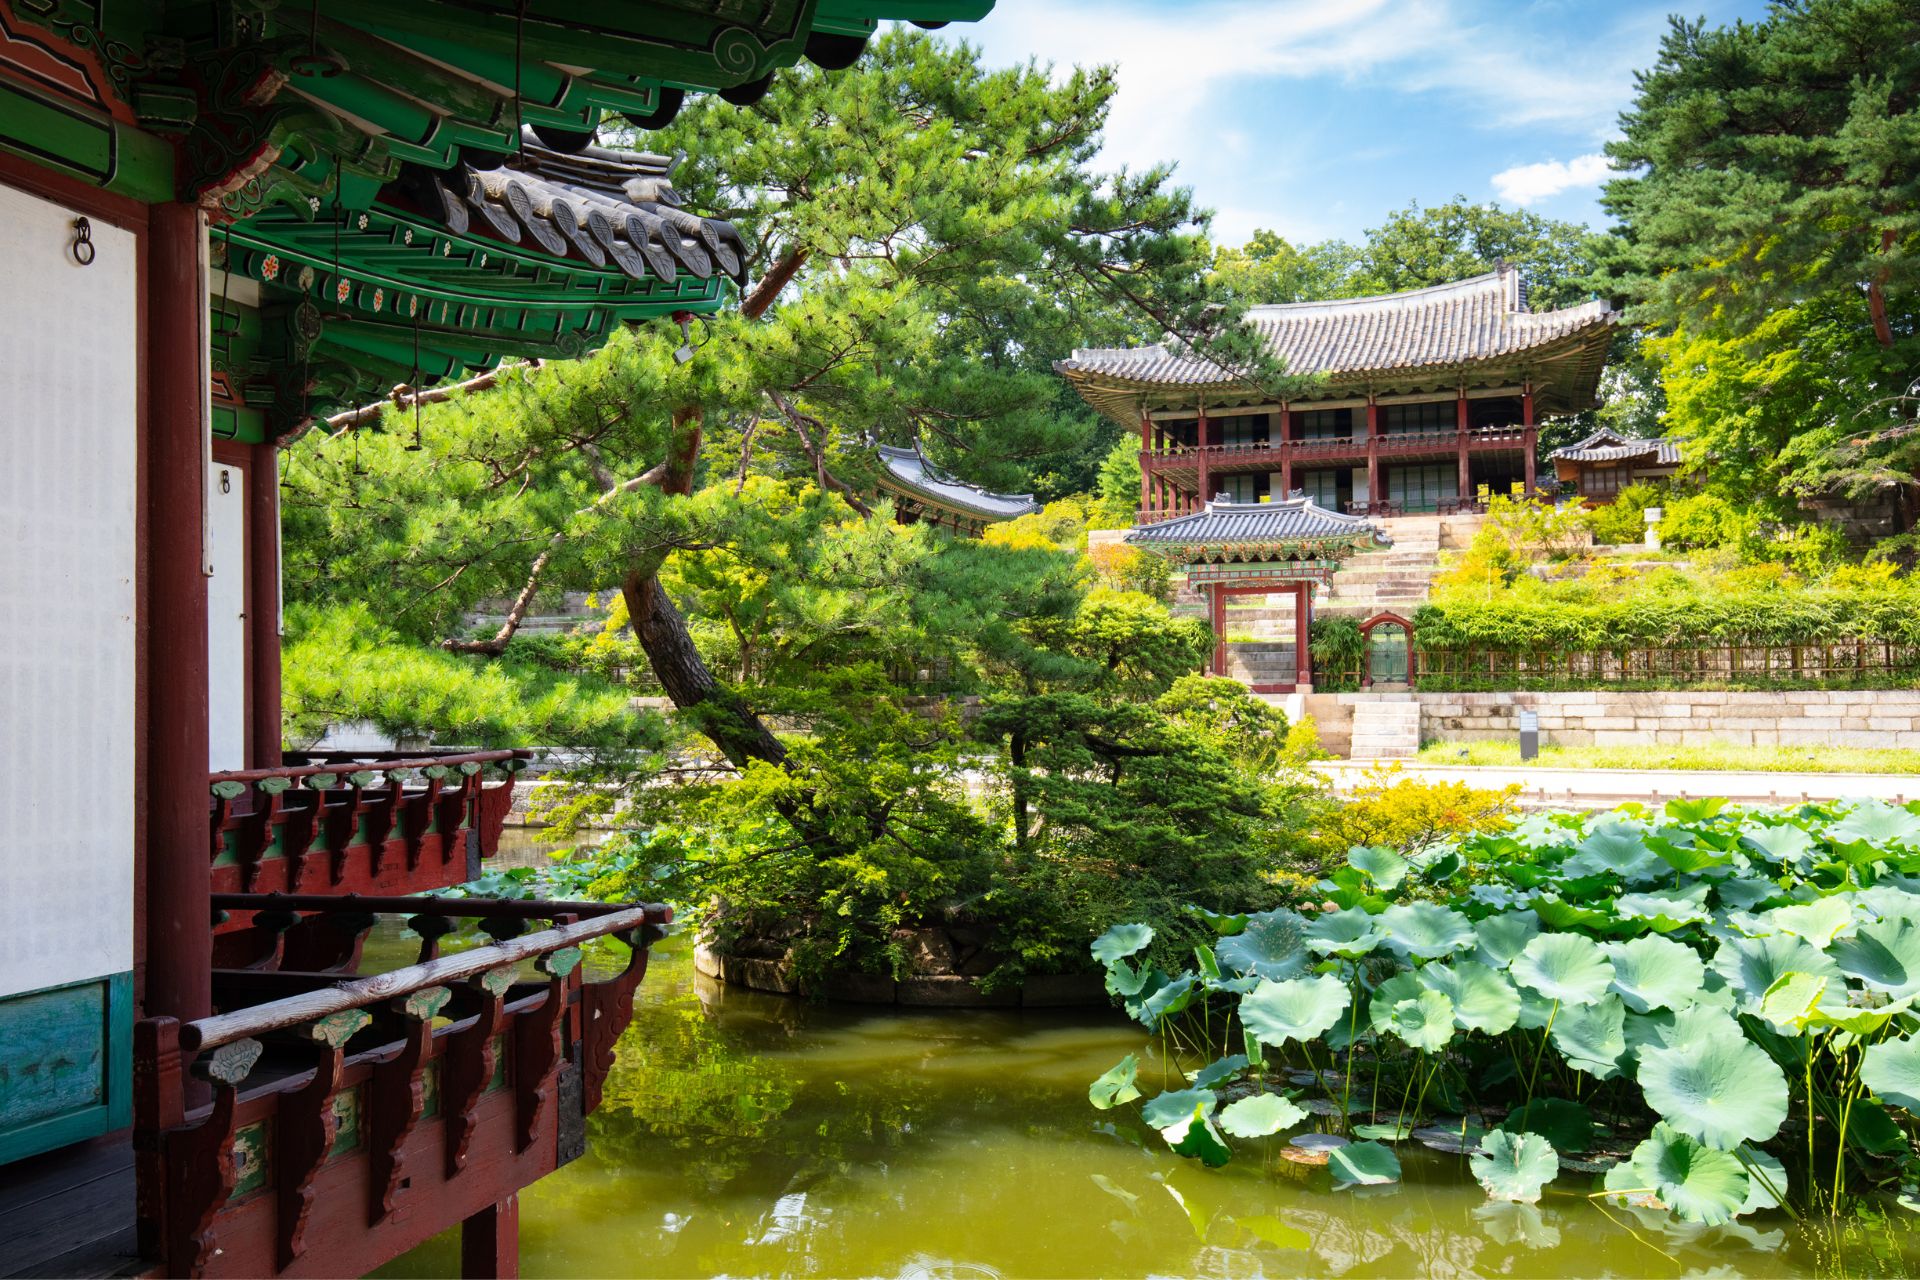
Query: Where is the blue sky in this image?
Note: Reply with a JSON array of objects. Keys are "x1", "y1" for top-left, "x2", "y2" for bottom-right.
[{"x1": 950, "y1": 0, "x2": 1770, "y2": 249}]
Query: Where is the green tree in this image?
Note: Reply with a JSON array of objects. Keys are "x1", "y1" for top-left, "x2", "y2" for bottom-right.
[
  {"x1": 1351, "y1": 197, "x2": 1599, "y2": 309},
  {"x1": 1209, "y1": 229, "x2": 1362, "y2": 304}
]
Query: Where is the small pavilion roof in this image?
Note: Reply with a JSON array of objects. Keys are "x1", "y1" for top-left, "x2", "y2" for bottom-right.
[
  {"x1": 875, "y1": 443, "x2": 1041, "y2": 522},
  {"x1": 1550, "y1": 428, "x2": 1683, "y2": 466},
  {"x1": 1126, "y1": 493, "x2": 1390, "y2": 556},
  {"x1": 1057, "y1": 266, "x2": 1615, "y2": 424}
]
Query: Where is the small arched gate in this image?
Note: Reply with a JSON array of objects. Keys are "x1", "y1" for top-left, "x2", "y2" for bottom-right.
[{"x1": 1360, "y1": 611, "x2": 1415, "y2": 689}]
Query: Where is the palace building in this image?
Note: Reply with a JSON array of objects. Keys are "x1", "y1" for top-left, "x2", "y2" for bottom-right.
[{"x1": 1057, "y1": 266, "x2": 1616, "y2": 518}]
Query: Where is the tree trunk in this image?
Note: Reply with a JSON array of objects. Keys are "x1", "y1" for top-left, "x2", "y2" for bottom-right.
[
  {"x1": 622, "y1": 571, "x2": 787, "y2": 770},
  {"x1": 1868, "y1": 229, "x2": 1897, "y2": 349}
]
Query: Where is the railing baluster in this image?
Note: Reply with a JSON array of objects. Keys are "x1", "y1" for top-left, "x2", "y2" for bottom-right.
[
  {"x1": 276, "y1": 1010, "x2": 371, "y2": 1269},
  {"x1": 368, "y1": 986, "x2": 451, "y2": 1226},
  {"x1": 408, "y1": 912, "x2": 459, "y2": 964},
  {"x1": 444, "y1": 967, "x2": 515, "y2": 1177},
  {"x1": 513, "y1": 944, "x2": 580, "y2": 1153}
]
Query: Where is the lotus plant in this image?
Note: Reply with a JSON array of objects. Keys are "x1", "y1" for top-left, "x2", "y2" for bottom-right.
[{"x1": 1085, "y1": 797, "x2": 1920, "y2": 1224}]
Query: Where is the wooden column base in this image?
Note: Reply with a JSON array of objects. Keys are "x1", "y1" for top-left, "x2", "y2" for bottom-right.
[{"x1": 461, "y1": 1195, "x2": 519, "y2": 1279}]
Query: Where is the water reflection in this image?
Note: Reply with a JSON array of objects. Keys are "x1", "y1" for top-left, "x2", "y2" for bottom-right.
[{"x1": 378, "y1": 935, "x2": 1915, "y2": 1279}]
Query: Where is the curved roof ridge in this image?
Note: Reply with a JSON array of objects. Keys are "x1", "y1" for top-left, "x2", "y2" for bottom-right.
[{"x1": 1245, "y1": 266, "x2": 1514, "y2": 318}]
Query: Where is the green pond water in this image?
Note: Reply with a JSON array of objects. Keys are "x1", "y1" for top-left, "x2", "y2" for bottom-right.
[{"x1": 374, "y1": 926, "x2": 1917, "y2": 1279}]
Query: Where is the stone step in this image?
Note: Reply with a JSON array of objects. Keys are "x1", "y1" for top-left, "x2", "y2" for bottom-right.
[{"x1": 1348, "y1": 699, "x2": 1422, "y2": 760}]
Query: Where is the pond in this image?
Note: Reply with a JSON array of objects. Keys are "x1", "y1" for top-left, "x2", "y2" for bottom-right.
[{"x1": 378, "y1": 932, "x2": 1916, "y2": 1279}]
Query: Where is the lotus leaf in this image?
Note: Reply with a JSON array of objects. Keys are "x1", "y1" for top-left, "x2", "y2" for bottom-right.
[
  {"x1": 1471, "y1": 1130, "x2": 1559, "y2": 1204},
  {"x1": 1328, "y1": 1140, "x2": 1401, "y2": 1188},
  {"x1": 1183, "y1": 904, "x2": 1252, "y2": 936},
  {"x1": 1755, "y1": 971, "x2": 1830, "y2": 1030},
  {"x1": 1807, "y1": 993, "x2": 1916, "y2": 1035},
  {"x1": 1711, "y1": 933, "x2": 1841, "y2": 1012},
  {"x1": 1473, "y1": 911, "x2": 1541, "y2": 969},
  {"x1": 1305, "y1": 906, "x2": 1389, "y2": 957},
  {"x1": 1529, "y1": 894, "x2": 1624, "y2": 934},
  {"x1": 1603, "y1": 935, "x2": 1706, "y2": 1014},
  {"x1": 1645, "y1": 827, "x2": 1735, "y2": 875},
  {"x1": 1638, "y1": 1035, "x2": 1788, "y2": 1148},
  {"x1": 1416, "y1": 960, "x2": 1521, "y2": 1034},
  {"x1": 1511, "y1": 933, "x2": 1615, "y2": 1006},
  {"x1": 1130, "y1": 974, "x2": 1198, "y2": 1028},
  {"x1": 1549, "y1": 993, "x2": 1628, "y2": 1079},
  {"x1": 1347, "y1": 845, "x2": 1410, "y2": 890},
  {"x1": 1217, "y1": 1092, "x2": 1308, "y2": 1138},
  {"x1": 1714, "y1": 877, "x2": 1782, "y2": 911},
  {"x1": 1189, "y1": 1054, "x2": 1251, "y2": 1090},
  {"x1": 1092, "y1": 922, "x2": 1154, "y2": 965},
  {"x1": 1216, "y1": 909, "x2": 1310, "y2": 980},
  {"x1": 1742, "y1": 823, "x2": 1815, "y2": 866},
  {"x1": 1105, "y1": 959, "x2": 1155, "y2": 998},
  {"x1": 1860, "y1": 1035, "x2": 1920, "y2": 1111},
  {"x1": 1828, "y1": 917, "x2": 1920, "y2": 1000},
  {"x1": 1165, "y1": 1102, "x2": 1233, "y2": 1167},
  {"x1": 1600, "y1": 1159, "x2": 1665, "y2": 1210},
  {"x1": 1514, "y1": 985, "x2": 1558, "y2": 1030},
  {"x1": 1665, "y1": 797, "x2": 1729, "y2": 823},
  {"x1": 1374, "y1": 986, "x2": 1456, "y2": 1052},
  {"x1": 1380, "y1": 902, "x2": 1476, "y2": 960},
  {"x1": 1352, "y1": 1121, "x2": 1416, "y2": 1141},
  {"x1": 1626, "y1": 1123, "x2": 1750, "y2": 1225},
  {"x1": 1566, "y1": 822, "x2": 1661, "y2": 882},
  {"x1": 1616, "y1": 882, "x2": 1713, "y2": 929},
  {"x1": 1090, "y1": 1054, "x2": 1142, "y2": 1109},
  {"x1": 1142, "y1": 1087, "x2": 1218, "y2": 1131},
  {"x1": 1737, "y1": 1147, "x2": 1790, "y2": 1215},
  {"x1": 1629, "y1": 1005, "x2": 1746, "y2": 1060},
  {"x1": 1240, "y1": 974, "x2": 1350, "y2": 1048},
  {"x1": 1761, "y1": 897, "x2": 1856, "y2": 949},
  {"x1": 1497, "y1": 1098, "x2": 1594, "y2": 1153},
  {"x1": 1829, "y1": 800, "x2": 1920, "y2": 852}
]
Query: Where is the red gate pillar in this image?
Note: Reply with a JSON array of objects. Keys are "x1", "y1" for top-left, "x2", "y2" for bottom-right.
[
  {"x1": 1295, "y1": 582, "x2": 1313, "y2": 689},
  {"x1": 145, "y1": 202, "x2": 213, "y2": 1026},
  {"x1": 1209, "y1": 584, "x2": 1227, "y2": 676},
  {"x1": 1522, "y1": 383, "x2": 1538, "y2": 494},
  {"x1": 1365, "y1": 399, "x2": 1381, "y2": 511},
  {"x1": 462, "y1": 1195, "x2": 520, "y2": 1279},
  {"x1": 1456, "y1": 388, "x2": 1472, "y2": 499}
]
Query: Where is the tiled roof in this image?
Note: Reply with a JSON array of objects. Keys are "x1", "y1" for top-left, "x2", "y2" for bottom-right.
[
  {"x1": 393, "y1": 129, "x2": 748, "y2": 286},
  {"x1": 876, "y1": 444, "x2": 1041, "y2": 521},
  {"x1": 1126, "y1": 493, "x2": 1390, "y2": 549},
  {"x1": 1056, "y1": 266, "x2": 1615, "y2": 423},
  {"x1": 1550, "y1": 429, "x2": 1683, "y2": 465},
  {"x1": 1060, "y1": 267, "x2": 1610, "y2": 386}
]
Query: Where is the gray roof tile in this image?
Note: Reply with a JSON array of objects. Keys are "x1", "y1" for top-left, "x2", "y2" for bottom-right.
[
  {"x1": 1550, "y1": 428, "x2": 1682, "y2": 465},
  {"x1": 1058, "y1": 266, "x2": 1612, "y2": 389},
  {"x1": 876, "y1": 443, "x2": 1041, "y2": 521},
  {"x1": 1126, "y1": 493, "x2": 1390, "y2": 549}
]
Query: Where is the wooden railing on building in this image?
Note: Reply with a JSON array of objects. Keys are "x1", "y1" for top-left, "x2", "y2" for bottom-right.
[
  {"x1": 136, "y1": 894, "x2": 669, "y2": 1278},
  {"x1": 209, "y1": 750, "x2": 533, "y2": 904}
]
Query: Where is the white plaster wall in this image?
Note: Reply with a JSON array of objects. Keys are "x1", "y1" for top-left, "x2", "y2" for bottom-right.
[
  {"x1": 207, "y1": 461, "x2": 247, "y2": 771},
  {"x1": 0, "y1": 185, "x2": 138, "y2": 997}
]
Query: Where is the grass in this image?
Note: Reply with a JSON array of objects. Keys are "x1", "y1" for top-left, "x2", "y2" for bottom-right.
[{"x1": 1416, "y1": 738, "x2": 1920, "y2": 775}]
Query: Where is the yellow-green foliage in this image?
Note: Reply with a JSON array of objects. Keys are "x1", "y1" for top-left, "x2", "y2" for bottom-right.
[{"x1": 1304, "y1": 764, "x2": 1520, "y2": 859}]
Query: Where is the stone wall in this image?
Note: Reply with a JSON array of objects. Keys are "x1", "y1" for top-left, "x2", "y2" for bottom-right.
[{"x1": 1302, "y1": 689, "x2": 1920, "y2": 753}]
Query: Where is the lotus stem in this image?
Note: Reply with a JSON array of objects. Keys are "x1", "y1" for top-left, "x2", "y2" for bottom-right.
[{"x1": 1523, "y1": 999, "x2": 1559, "y2": 1107}]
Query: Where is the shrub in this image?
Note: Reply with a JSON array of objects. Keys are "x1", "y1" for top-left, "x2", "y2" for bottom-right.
[
  {"x1": 1299, "y1": 764, "x2": 1519, "y2": 866},
  {"x1": 1584, "y1": 481, "x2": 1664, "y2": 545},
  {"x1": 1310, "y1": 614, "x2": 1365, "y2": 690},
  {"x1": 1657, "y1": 493, "x2": 1757, "y2": 550}
]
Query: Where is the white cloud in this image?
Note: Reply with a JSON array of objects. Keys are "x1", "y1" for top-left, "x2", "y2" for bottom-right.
[{"x1": 1490, "y1": 152, "x2": 1613, "y2": 205}]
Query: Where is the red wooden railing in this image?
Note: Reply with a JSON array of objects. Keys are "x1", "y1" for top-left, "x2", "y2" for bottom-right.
[
  {"x1": 1140, "y1": 425, "x2": 1530, "y2": 472},
  {"x1": 208, "y1": 749, "x2": 533, "y2": 903},
  {"x1": 136, "y1": 894, "x2": 669, "y2": 1278}
]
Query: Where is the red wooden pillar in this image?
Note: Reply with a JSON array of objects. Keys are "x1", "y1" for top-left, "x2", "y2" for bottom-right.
[
  {"x1": 1279, "y1": 406, "x2": 1293, "y2": 496},
  {"x1": 145, "y1": 202, "x2": 213, "y2": 1027},
  {"x1": 1456, "y1": 389, "x2": 1472, "y2": 499},
  {"x1": 462, "y1": 1195, "x2": 520, "y2": 1279},
  {"x1": 1195, "y1": 404, "x2": 1211, "y2": 504},
  {"x1": 1294, "y1": 582, "x2": 1313, "y2": 689},
  {"x1": 1209, "y1": 585, "x2": 1227, "y2": 676},
  {"x1": 1138, "y1": 408, "x2": 1152, "y2": 518},
  {"x1": 1522, "y1": 382, "x2": 1538, "y2": 493},
  {"x1": 249, "y1": 442, "x2": 282, "y2": 767},
  {"x1": 1365, "y1": 398, "x2": 1381, "y2": 510}
]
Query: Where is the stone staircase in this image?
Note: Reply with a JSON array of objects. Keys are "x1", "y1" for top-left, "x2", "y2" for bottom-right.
[
  {"x1": 1348, "y1": 697, "x2": 1422, "y2": 759},
  {"x1": 1320, "y1": 514, "x2": 1450, "y2": 618},
  {"x1": 1222, "y1": 642, "x2": 1299, "y2": 686}
]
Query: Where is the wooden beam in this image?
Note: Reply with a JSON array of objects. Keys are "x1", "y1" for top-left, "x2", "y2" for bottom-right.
[{"x1": 461, "y1": 1196, "x2": 519, "y2": 1280}]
